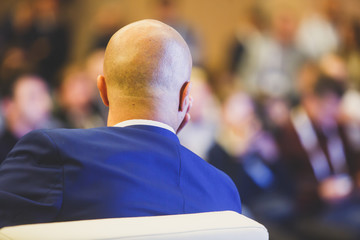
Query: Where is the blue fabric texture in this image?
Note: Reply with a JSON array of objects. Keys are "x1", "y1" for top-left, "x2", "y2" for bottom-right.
[{"x1": 0, "y1": 125, "x2": 241, "y2": 227}]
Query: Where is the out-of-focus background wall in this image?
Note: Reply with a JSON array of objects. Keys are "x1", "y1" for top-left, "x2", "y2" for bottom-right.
[
  {"x1": 1, "y1": 0, "x2": 360, "y2": 239},
  {"x1": 0, "y1": 0, "x2": 257, "y2": 72},
  {"x1": 5, "y1": 0, "x2": 360, "y2": 73}
]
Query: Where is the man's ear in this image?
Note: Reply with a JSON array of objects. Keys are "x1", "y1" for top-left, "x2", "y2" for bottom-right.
[
  {"x1": 97, "y1": 75, "x2": 109, "y2": 107},
  {"x1": 179, "y1": 81, "x2": 191, "y2": 112},
  {"x1": 177, "y1": 81, "x2": 192, "y2": 134}
]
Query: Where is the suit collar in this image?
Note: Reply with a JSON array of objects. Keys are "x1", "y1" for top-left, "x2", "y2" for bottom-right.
[
  {"x1": 117, "y1": 124, "x2": 180, "y2": 144},
  {"x1": 113, "y1": 119, "x2": 176, "y2": 134}
]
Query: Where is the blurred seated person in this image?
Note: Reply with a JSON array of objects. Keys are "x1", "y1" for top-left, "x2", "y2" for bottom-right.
[
  {"x1": 275, "y1": 74, "x2": 360, "y2": 239},
  {"x1": 208, "y1": 92, "x2": 295, "y2": 224},
  {"x1": 227, "y1": 3, "x2": 267, "y2": 75},
  {"x1": 54, "y1": 65, "x2": 106, "y2": 129},
  {"x1": 0, "y1": 75, "x2": 52, "y2": 164},
  {"x1": 237, "y1": 3, "x2": 305, "y2": 103},
  {"x1": 178, "y1": 67, "x2": 220, "y2": 160},
  {"x1": 295, "y1": 0, "x2": 340, "y2": 60}
]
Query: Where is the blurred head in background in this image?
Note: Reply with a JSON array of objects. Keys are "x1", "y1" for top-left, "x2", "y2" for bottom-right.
[
  {"x1": 270, "y1": 5, "x2": 299, "y2": 47},
  {"x1": 33, "y1": 0, "x2": 60, "y2": 25},
  {"x1": 214, "y1": 90, "x2": 280, "y2": 162},
  {"x1": 187, "y1": 68, "x2": 219, "y2": 123},
  {"x1": 217, "y1": 91, "x2": 261, "y2": 157},
  {"x1": 55, "y1": 65, "x2": 105, "y2": 128},
  {"x1": 223, "y1": 92, "x2": 259, "y2": 137},
  {"x1": 1, "y1": 74, "x2": 52, "y2": 138},
  {"x1": 57, "y1": 66, "x2": 94, "y2": 114},
  {"x1": 298, "y1": 54, "x2": 347, "y2": 128},
  {"x1": 302, "y1": 75, "x2": 345, "y2": 128},
  {"x1": 155, "y1": 0, "x2": 180, "y2": 25}
]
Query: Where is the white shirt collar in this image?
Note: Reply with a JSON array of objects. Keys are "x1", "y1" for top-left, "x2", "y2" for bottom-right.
[{"x1": 113, "y1": 119, "x2": 176, "y2": 134}]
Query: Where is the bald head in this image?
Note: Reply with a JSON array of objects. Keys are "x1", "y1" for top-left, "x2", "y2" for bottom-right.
[
  {"x1": 99, "y1": 19, "x2": 193, "y2": 131},
  {"x1": 103, "y1": 19, "x2": 192, "y2": 98}
]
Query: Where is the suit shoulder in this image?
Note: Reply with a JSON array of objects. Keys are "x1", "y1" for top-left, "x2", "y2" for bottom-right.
[
  {"x1": 35, "y1": 127, "x2": 114, "y2": 140},
  {"x1": 179, "y1": 145, "x2": 242, "y2": 213},
  {"x1": 20, "y1": 127, "x2": 112, "y2": 151},
  {"x1": 180, "y1": 146, "x2": 236, "y2": 184},
  {"x1": 39, "y1": 127, "x2": 109, "y2": 135},
  {"x1": 6, "y1": 129, "x2": 65, "y2": 166}
]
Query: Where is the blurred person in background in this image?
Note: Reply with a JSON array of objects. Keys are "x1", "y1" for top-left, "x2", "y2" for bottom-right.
[
  {"x1": 208, "y1": 91, "x2": 297, "y2": 240},
  {"x1": 154, "y1": 0, "x2": 203, "y2": 66},
  {"x1": 228, "y1": 3, "x2": 268, "y2": 76},
  {"x1": 0, "y1": 74, "x2": 52, "y2": 164},
  {"x1": 338, "y1": 17, "x2": 360, "y2": 90},
  {"x1": 178, "y1": 67, "x2": 220, "y2": 160},
  {"x1": 236, "y1": 1, "x2": 305, "y2": 104},
  {"x1": 0, "y1": 0, "x2": 70, "y2": 89},
  {"x1": 0, "y1": 0, "x2": 36, "y2": 88},
  {"x1": 275, "y1": 71, "x2": 360, "y2": 239},
  {"x1": 53, "y1": 65, "x2": 105, "y2": 129},
  {"x1": 31, "y1": 0, "x2": 70, "y2": 87},
  {"x1": 296, "y1": 0, "x2": 342, "y2": 60},
  {"x1": 262, "y1": 97, "x2": 291, "y2": 133},
  {"x1": 320, "y1": 53, "x2": 360, "y2": 170}
]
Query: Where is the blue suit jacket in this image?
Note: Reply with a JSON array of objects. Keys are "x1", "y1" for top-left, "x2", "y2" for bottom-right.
[{"x1": 0, "y1": 125, "x2": 241, "y2": 227}]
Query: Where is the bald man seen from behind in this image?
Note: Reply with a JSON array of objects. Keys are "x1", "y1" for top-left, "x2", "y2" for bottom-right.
[{"x1": 0, "y1": 20, "x2": 241, "y2": 228}]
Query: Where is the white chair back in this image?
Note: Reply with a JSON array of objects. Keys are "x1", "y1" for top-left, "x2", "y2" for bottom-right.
[{"x1": 0, "y1": 211, "x2": 268, "y2": 240}]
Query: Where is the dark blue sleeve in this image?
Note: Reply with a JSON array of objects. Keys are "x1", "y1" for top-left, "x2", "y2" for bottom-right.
[{"x1": 0, "y1": 130, "x2": 63, "y2": 228}]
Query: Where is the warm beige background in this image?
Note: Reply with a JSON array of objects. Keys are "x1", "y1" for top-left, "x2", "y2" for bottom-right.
[
  {"x1": 2, "y1": 0, "x2": 360, "y2": 73},
  {"x1": 71, "y1": 0, "x2": 255, "y2": 72}
]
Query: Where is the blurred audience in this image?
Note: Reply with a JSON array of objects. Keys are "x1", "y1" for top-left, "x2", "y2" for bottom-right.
[
  {"x1": 0, "y1": 0, "x2": 360, "y2": 238},
  {"x1": 0, "y1": 75, "x2": 52, "y2": 164},
  {"x1": 275, "y1": 73, "x2": 360, "y2": 239},
  {"x1": 208, "y1": 91, "x2": 297, "y2": 239}
]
